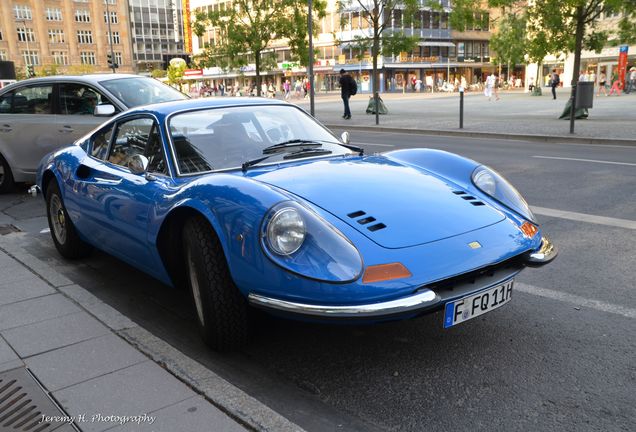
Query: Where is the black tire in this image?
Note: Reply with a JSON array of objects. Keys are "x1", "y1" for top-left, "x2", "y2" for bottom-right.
[
  {"x1": 0, "y1": 154, "x2": 15, "y2": 194},
  {"x1": 45, "y1": 180, "x2": 91, "y2": 259},
  {"x1": 183, "y1": 216, "x2": 251, "y2": 350}
]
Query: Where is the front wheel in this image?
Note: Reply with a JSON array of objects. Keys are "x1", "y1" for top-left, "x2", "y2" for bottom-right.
[
  {"x1": 183, "y1": 216, "x2": 251, "y2": 350},
  {"x1": 45, "y1": 180, "x2": 91, "y2": 259}
]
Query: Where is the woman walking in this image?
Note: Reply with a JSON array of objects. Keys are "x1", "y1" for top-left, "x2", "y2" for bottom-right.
[{"x1": 597, "y1": 72, "x2": 608, "y2": 96}]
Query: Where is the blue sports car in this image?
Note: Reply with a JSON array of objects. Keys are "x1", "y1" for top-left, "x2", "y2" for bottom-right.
[{"x1": 36, "y1": 98, "x2": 557, "y2": 350}]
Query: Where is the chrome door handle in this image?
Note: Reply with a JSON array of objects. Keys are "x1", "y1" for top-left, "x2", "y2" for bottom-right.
[{"x1": 0, "y1": 124, "x2": 11, "y2": 133}]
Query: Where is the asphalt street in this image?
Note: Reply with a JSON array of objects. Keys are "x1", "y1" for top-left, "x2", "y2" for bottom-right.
[{"x1": 0, "y1": 132, "x2": 634, "y2": 432}]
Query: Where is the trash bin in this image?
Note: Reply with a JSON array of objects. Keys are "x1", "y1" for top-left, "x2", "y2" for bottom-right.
[{"x1": 576, "y1": 81, "x2": 594, "y2": 109}]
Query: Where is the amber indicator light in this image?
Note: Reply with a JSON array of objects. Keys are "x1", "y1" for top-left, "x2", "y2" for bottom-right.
[
  {"x1": 521, "y1": 221, "x2": 539, "y2": 238},
  {"x1": 362, "y1": 263, "x2": 412, "y2": 284}
]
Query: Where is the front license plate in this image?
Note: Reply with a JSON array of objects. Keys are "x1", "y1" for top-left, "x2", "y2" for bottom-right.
[{"x1": 443, "y1": 279, "x2": 514, "y2": 328}]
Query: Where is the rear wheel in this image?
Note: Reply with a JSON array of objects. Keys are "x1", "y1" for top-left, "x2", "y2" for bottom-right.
[
  {"x1": 183, "y1": 216, "x2": 251, "y2": 350},
  {"x1": 0, "y1": 155, "x2": 14, "y2": 194},
  {"x1": 45, "y1": 181, "x2": 91, "y2": 259}
]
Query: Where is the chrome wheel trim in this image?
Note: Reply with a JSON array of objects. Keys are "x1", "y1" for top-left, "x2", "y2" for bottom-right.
[
  {"x1": 187, "y1": 247, "x2": 206, "y2": 326},
  {"x1": 50, "y1": 194, "x2": 67, "y2": 244}
]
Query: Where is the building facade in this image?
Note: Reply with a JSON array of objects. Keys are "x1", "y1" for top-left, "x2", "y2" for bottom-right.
[
  {"x1": 189, "y1": 0, "x2": 496, "y2": 93},
  {"x1": 0, "y1": 0, "x2": 134, "y2": 75},
  {"x1": 128, "y1": 0, "x2": 190, "y2": 72}
]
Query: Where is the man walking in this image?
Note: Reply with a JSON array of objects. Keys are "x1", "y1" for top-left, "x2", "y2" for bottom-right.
[
  {"x1": 339, "y1": 69, "x2": 355, "y2": 119},
  {"x1": 550, "y1": 69, "x2": 560, "y2": 100}
]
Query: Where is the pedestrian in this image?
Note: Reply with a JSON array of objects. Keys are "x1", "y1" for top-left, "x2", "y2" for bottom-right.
[
  {"x1": 493, "y1": 74, "x2": 501, "y2": 100},
  {"x1": 484, "y1": 72, "x2": 496, "y2": 101},
  {"x1": 597, "y1": 72, "x2": 608, "y2": 96},
  {"x1": 219, "y1": 82, "x2": 224, "y2": 96},
  {"x1": 550, "y1": 69, "x2": 560, "y2": 100},
  {"x1": 415, "y1": 79, "x2": 422, "y2": 92},
  {"x1": 608, "y1": 78, "x2": 622, "y2": 96},
  {"x1": 339, "y1": 69, "x2": 356, "y2": 120},
  {"x1": 625, "y1": 67, "x2": 636, "y2": 94},
  {"x1": 283, "y1": 79, "x2": 291, "y2": 100}
]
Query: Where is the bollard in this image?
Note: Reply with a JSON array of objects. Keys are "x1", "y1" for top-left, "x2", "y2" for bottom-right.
[{"x1": 459, "y1": 86, "x2": 464, "y2": 129}]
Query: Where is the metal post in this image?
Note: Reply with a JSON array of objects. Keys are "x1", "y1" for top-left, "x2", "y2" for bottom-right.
[
  {"x1": 459, "y1": 86, "x2": 464, "y2": 129},
  {"x1": 308, "y1": 0, "x2": 315, "y2": 116},
  {"x1": 106, "y1": 0, "x2": 116, "y2": 73}
]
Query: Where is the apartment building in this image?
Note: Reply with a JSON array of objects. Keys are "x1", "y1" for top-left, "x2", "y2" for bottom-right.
[
  {"x1": 190, "y1": 0, "x2": 495, "y2": 93},
  {"x1": 0, "y1": 0, "x2": 134, "y2": 74}
]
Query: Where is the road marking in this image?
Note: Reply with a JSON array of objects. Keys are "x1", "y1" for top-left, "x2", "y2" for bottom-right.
[
  {"x1": 533, "y1": 155, "x2": 636, "y2": 166},
  {"x1": 531, "y1": 206, "x2": 636, "y2": 230},
  {"x1": 353, "y1": 142, "x2": 396, "y2": 147},
  {"x1": 515, "y1": 282, "x2": 636, "y2": 320}
]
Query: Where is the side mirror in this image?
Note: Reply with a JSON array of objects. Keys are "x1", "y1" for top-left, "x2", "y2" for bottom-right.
[
  {"x1": 341, "y1": 131, "x2": 350, "y2": 145},
  {"x1": 94, "y1": 104, "x2": 116, "y2": 117},
  {"x1": 127, "y1": 154, "x2": 149, "y2": 175}
]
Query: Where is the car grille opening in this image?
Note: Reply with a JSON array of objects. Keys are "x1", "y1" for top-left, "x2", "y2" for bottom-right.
[
  {"x1": 348, "y1": 211, "x2": 387, "y2": 232},
  {"x1": 453, "y1": 190, "x2": 486, "y2": 207},
  {"x1": 347, "y1": 210, "x2": 366, "y2": 218},
  {"x1": 367, "y1": 223, "x2": 386, "y2": 232}
]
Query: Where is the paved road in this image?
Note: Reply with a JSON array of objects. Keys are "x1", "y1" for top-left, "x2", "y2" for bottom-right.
[{"x1": 1, "y1": 133, "x2": 634, "y2": 431}]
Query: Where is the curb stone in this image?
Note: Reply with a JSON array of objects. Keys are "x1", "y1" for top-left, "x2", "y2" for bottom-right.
[
  {"x1": 0, "y1": 239, "x2": 305, "y2": 432},
  {"x1": 325, "y1": 124, "x2": 636, "y2": 146}
]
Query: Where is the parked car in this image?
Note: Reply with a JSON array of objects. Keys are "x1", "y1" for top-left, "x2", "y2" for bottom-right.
[
  {"x1": 0, "y1": 74, "x2": 187, "y2": 193},
  {"x1": 36, "y1": 98, "x2": 557, "y2": 350}
]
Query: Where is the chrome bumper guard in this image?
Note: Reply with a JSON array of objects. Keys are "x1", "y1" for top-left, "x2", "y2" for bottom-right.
[
  {"x1": 28, "y1": 185, "x2": 40, "y2": 197},
  {"x1": 524, "y1": 235, "x2": 558, "y2": 266},
  {"x1": 248, "y1": 290, "x2": 440, "y2": 319}
]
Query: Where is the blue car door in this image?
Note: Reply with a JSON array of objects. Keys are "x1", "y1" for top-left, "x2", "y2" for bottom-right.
[{"x1": 68, "y1": 115, "x2": 172, "y2": 275}]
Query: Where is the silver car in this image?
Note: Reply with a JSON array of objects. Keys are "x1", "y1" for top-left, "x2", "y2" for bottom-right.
[{"x1": 0, "y1": 74, "x2": 187, "y2": 193}]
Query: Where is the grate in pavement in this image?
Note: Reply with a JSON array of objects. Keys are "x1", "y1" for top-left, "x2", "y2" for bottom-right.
[
  {"x1": 0, "y1": 224, "x2": 21, "y2": 235},
  {"x1": 0, "y1": 367, "x2": 77, "y2": 431}
]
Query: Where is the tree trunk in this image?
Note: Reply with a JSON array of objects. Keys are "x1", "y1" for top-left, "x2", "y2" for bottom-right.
[
  {"x1": 568, "y1": 6, "x2": 585, "y2": 134},
  {"x1": 255, "y1": 51, "x2": 261, "y2": 97}
]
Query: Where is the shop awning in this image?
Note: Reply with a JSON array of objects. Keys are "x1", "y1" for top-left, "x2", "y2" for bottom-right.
[{"x1": 417, "y1": 41, "x2": 456, "y2": 48}]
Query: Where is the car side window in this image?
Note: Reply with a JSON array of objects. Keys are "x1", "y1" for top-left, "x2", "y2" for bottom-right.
[
  {"x1": 59, "y1": 83, "x2": 110, "y2": 115},
  {"x1": 107, "y1": 117, "x2": 166, "y2": 175},
  {"x1": 90, "y1": 124, "x2": 114, "y2": 160},
  {"x1": 0, "y1": 85, "x2": 54, "y2": 114}
]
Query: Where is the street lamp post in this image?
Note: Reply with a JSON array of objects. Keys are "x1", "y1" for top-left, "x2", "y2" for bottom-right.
[{"x1": 105, "y1": 0, "x2": 117, "y2": 73}]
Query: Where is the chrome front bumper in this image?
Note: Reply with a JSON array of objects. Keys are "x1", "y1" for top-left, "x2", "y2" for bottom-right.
[
  {"x1": 248, "y1": 290, "x2": 440, "y2": 319},
  {"x1": 524, "y1": 235, "x2": 558, "y2": 266}
]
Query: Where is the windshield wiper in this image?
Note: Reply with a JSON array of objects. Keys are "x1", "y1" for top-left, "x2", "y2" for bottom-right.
[
  {"x1": 283, "y1": 148, "x2": 333, "y2": 160},
  {"x1": 242, "y1": 147, "x2": 333, "y2": 173},
  {"x1": 261, "y1": 140, "x2": 323, "y2": 154}
]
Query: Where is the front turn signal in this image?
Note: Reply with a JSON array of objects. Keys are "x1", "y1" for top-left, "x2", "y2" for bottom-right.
[
  {"x1": 520, "y1": 221, "x2": 539, "y2": 239},
  {"x1": 362, "y1": 263, "x2": 412, "y2": 284}
]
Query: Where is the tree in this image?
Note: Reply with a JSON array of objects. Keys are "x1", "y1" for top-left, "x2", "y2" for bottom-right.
[
  {"x1": 451, "y1": 0, "x2": 636, "y2": 132},
  {"x1": 36, "y1": 64, "x2": 60, "y2": 77},
  {"x1": 193, "y1": 0, "x2": 326, "y2": 97},
  {"x1": 151, "y1": 69, "x2": 167, "y2": 79},
  {"x1": 167, "y1": 61, "x2": 186, "y2": 91},
  {"x1": 337, "y1": 0, "x2": 419, "y2": 125},
  {"x1": 489, "y1": 13, "x2": 526, "y2": 78}
]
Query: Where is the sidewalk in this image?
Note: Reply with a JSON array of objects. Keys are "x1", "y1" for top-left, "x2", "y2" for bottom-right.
[
  {"x1": 0, "y1": 238, "x2": 303, "y2": 432},
  {"x1": 290, "y1": 87, "x2": 636, "y2": 144}
]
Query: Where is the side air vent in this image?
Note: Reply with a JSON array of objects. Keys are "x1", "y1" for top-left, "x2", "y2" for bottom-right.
[
  {"x1": 347, "y1": 211, "x2": 387, "y2": 232},
  {"x1": 347, "y1": 211, "x2": 366, "y2": 218},
  {"x1": 453, "y1": 190, "x2": 486, "y2": 207},
  {"x1": 367, "y1": 223, "x2": 386, "y2": 232}
]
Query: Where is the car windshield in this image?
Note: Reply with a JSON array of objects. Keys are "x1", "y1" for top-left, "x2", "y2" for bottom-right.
[
  {"x1": 99, "y1": 77, "x2": 187, "y2": 108},
  {"x1": 168, "y1": 105, "x2": 349, "y2": 174}
]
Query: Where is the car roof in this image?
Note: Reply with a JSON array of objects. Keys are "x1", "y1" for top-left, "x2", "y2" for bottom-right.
[
  {"x1": 0, "y1": 74, "x2": 146, "y2": 92},
  {"x1": 125, "y1": 97, "x2": 290, "y2": 117}
]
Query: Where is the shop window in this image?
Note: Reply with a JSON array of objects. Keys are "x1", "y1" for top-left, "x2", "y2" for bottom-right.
[
  {"x1": 432, "y1": 12, "x2": 440, "y2": 29},
  {"x1": 423, "y1": 11, "x2": 431, "y2": 29}
]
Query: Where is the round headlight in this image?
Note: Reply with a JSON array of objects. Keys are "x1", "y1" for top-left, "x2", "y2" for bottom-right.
[
  {"x1": 266, "y1": 207, "x2": 305, "y2": 255},
  {"x1": 472, "y1": 168, "x2": 497, "y2": 196}
]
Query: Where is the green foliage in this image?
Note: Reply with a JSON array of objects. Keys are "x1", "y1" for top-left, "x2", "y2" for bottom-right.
[
  {"x1": 489, "y1": 13, "x2": 526, "y2": 66},
  {"x1": 36, "y1": 64, "x2": 60, "y2": 77},
  {"x1": 167, "y1": 62, "x2": 186, "y2": 90},
  {"x1": 66, "y1": 64, "x2": 95, "y2": 75},
  {"x1": 151, "y1": 69, "x2": 167, "y2": 79},
  {"x1": 192, "y1": 0, "x2": 326, "y2": 94}
]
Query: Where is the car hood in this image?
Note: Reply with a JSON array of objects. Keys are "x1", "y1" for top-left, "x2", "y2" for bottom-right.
[{"x1": 251, "y1": 156, "x2": 506, "y2": 249}]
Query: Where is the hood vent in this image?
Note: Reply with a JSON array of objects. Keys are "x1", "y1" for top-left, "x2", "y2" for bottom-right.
[
  {"x1": 347, "y1": 211, "x2": 387, "y2": 232},
  {"x1": 452, "y1": 190, "x2": 486, "y2": 206}
]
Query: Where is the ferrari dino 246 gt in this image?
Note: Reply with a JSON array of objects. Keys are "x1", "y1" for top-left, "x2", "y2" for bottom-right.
[{"x1": 37, "y1": 98, "x2": 557, "y2": 350}]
